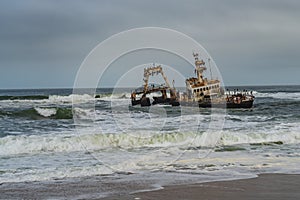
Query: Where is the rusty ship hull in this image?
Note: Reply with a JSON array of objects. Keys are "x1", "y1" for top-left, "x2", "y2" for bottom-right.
[{"x1": 130, "y1": 53, "x2": 255, "y2": 109}]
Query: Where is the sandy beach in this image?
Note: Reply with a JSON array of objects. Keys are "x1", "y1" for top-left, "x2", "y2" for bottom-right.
[{"x1": 0, "y1": 173, "x2": 299, "y2": 199}]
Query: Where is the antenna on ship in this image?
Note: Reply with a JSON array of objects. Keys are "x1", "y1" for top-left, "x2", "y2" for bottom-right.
[{"x1": 208, "y1": 58, "x2": 213, "y2": 80}]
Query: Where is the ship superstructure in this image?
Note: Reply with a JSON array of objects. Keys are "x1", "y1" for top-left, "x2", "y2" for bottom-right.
[{"x1": 183, "y1": 53, "x2": 222, "y2": 102}]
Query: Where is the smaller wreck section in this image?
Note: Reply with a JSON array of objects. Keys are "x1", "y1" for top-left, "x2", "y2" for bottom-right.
[{"x1": 130, "y1": 65, "x2": 180, "y2": 107}]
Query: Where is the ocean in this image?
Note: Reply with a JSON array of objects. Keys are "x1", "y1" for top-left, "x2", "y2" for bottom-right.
[{"x1": 0, "y1": 85, "x2": 300, "y2": 196}]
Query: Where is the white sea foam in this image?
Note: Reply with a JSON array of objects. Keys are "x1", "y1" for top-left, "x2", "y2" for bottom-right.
[
  {"x1": 255, "y1": 92, "x2": 300, "y2": 100},
  {"x1": 0, "y1": 163, "x2": 115, "y2": 183},
  {"x1": 49, "y1": 94, "x2": 94, "y2": 103},
  {"x1": 34, "y1": 107, "x2": 57, "y2": 117},
  {"x1": 0, "y1": 133, "x2": 79, "y2": 156}
]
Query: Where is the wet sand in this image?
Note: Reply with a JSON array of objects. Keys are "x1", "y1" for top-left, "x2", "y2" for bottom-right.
[
  {"x1": 0, "y1": 174, "x2": 299, "y2": 199},
  {"x1": 103, "y1": 174, "x2": 300, "y2": 200}
]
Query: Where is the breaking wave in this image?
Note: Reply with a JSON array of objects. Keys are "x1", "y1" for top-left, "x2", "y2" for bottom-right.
[
  {"x1": 0, "y1": 129, "x2": 299, "y2": 156},
  {"x1": 219, "y1": 130, "x2": 300, "y2": 146},
  {"x1": 0, "y1": 107, "x2": 73, "y2": 120},
  {"x1": 0, "y1": 95, "x2": 48, "y2": 101},
  {"x1": 0, "y1": 132, "x2": 202, "y2": 156},
  {"x1": 49, "y1": 94, "x2": 94, "y2": 103},
  {"x1": 0, "y1": 93, "x2": 130, "y2": 104}
]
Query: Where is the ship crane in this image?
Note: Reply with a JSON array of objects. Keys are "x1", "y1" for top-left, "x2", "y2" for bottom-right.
[
  {"x1": 143, "y1": 65, "x2": 173, "y2": 93},
  {"x1": 131, "y1": 64, "x2": 179, "y2": 107}
]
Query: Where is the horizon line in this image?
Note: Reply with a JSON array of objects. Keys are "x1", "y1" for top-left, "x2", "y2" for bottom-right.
[{"x1": 1, "y1": 83, "x2": 300, "y2": 90}]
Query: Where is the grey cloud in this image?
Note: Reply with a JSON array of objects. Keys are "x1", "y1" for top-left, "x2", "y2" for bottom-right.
[{"x1": 0, "y1": 0, "x2": 299, "y2": 88}]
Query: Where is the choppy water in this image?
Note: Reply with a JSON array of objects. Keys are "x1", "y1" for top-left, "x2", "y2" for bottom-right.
[{"x1": 0, "y1": 86, "x2": 300, "y2": 185}]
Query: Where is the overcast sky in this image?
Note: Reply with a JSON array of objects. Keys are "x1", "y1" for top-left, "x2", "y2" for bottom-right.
[{"x1": 0, "y1": 0, "x2": 299, "y2": 89}]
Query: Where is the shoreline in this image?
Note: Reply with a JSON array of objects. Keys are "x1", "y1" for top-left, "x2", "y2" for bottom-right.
[{"x1": 0, "y1": 173, "x2": 299, "y2": 199}]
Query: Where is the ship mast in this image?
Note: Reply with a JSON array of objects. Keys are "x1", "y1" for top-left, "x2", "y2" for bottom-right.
[{"x1": 193, "y1": 53, "x2": 206, "y2": 84}]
